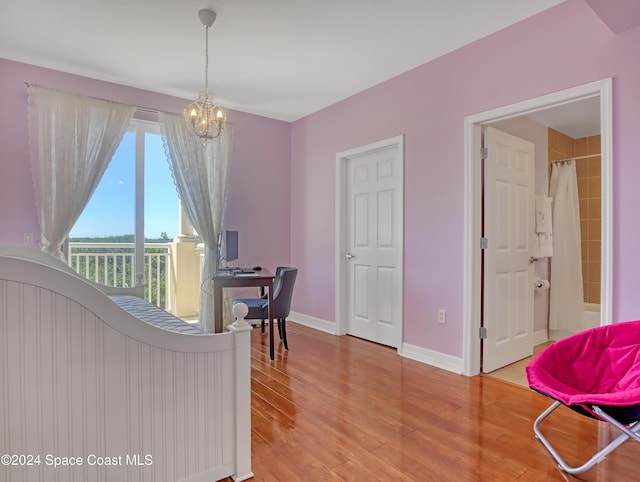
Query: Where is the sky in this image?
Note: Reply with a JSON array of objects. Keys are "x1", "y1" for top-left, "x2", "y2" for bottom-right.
[{"x1": 70, "y1": 130, "x2": 179, "y2": 239}]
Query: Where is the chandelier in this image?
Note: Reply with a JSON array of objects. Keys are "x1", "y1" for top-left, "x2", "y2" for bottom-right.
[{"x1": 184, "y1": 9, "x2": 226, "y2": 140}]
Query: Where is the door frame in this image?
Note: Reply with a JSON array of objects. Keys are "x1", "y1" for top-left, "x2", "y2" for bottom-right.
[
  {"x1": 462, "y1": 78, "x2": 613, "y2": 376},
  {"x1": 335, "y1": 135, "x2": 404, "y2": 346}
]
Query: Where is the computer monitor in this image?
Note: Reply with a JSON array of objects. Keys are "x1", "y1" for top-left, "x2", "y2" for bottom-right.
[{"x1": 224, "y1": 230, "x2": 238, "y2": 264}]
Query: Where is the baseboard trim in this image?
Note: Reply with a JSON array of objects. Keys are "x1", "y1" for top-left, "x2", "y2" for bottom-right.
[
  {"x1": 289, "y1": 311, "x2": 337, "y2": 334},
  {"x1": 532, "y1": 329, "x2": 548, "y2": 346},
  {"x1": 289, "y1": 312, "x2": 464, "y2": 374},
  {"x1": 400, "y1": 343, "x2": 465, "y2": 374}
]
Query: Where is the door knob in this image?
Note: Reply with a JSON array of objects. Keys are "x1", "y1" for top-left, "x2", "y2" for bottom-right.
[
  {"x1": 345, "y1": 253, "x2": 355, "y2": 259},
  {"x1": 529, "y1": 256, "x2": 539, "y2": 264}
]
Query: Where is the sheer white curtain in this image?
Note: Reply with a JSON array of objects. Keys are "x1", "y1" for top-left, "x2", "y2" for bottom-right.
[
  {"x1": 28, "y1": 85, "x2": 135, "y2": 259},
  {"x1": 159, "y1": 112, "x2": 231, "y2": 333},
  {"x1": 549, "y1": 161, "x2": 584, "y2": 333}
]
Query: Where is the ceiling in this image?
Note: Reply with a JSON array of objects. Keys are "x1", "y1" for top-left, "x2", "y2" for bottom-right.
[
  {"x1": 526, "y1": 96, "x2": 601, "y2": 138},
  {"x1": 1, "y1": 0, "x2": 567, "y2": 122}
]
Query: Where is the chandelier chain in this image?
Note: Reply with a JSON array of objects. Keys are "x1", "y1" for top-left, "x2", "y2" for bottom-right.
[{"x1": 204, "y1": 25, "x2": 209, "y2": 93}]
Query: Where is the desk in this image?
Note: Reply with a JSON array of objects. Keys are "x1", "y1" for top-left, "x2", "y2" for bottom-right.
[{"x1": 210, "y1": 270, "x2": 276, "y2": 360}]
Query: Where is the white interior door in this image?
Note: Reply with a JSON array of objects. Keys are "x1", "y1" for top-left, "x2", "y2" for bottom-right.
[
  {"x1": 483, "y1": 126, "x2": 535, "y2": 373},
  {"x1": 344, "y1": 142, "x2": 402, "y2": 348}
]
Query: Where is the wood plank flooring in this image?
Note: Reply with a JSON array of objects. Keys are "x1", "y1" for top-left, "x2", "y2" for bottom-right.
[{"x1": 225, "y1": 323, "x2": 638, "y2": 481}]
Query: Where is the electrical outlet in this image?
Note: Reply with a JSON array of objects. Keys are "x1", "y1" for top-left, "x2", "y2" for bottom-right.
[
  {"x1": 438, "y1": 309, "x2": 446, "y2": 324},
  {"x1": 23, "y1": 233, "x2": 33, "y2": 246}
]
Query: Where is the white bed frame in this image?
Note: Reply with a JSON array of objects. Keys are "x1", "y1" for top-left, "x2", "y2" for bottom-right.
[{"x1": 0, "y1": 247, "x2": 253, "y2": 482}]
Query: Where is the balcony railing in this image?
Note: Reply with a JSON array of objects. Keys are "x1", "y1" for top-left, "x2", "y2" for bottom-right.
[{"x1": 67, "y1": 242, "x2": 172, "y2": 310}]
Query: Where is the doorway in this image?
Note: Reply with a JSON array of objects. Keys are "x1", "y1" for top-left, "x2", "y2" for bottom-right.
[
  {"x1": 462, "y1": 79, "x2": 613, "y2": 376},
  {"x1": 335, "y1": 135, "x2": 404, "y2": 349}
]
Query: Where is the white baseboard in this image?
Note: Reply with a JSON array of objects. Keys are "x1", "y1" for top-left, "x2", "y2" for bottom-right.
[
  {"x1": 289, "y1": 311, "x2": 337, "y2": 334},
  {"x1": 289, "y1": 311, "x2": 464, "y2": 374},
  {"x1": 400, "y1": 343, "x2": 465, "y2": 374},
  {"x1": 533, "y1": 329, "x2": 548, "y2": 346}
]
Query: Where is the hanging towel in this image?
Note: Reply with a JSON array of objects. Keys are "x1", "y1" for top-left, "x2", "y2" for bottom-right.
[
  {"x1": 535, "y1": 195, "x2": 553, "y2": 258},
  {"x1": 537, "y1": 232, "x2": 554, "y2": 258},
  {"x1": 535, "y1": 195, "x2": 553, "y2": 233}
]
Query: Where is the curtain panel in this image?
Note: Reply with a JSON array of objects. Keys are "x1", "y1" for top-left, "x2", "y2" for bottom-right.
[
  {"x1": 159, "y1": 112, "x2": 232, "y2": 333},
  {"x1": 549, "y1": 161, "x2": 584, "y2": 333},
  {"x1": 27, "y1": 85, "x2": 135, "y2": 259}
]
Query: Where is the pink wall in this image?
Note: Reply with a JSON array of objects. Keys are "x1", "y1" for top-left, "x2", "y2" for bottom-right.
[
  {"x1": 0, "y1": 59, "x2": 291, "y2": 272},
  {"x1": 223, "y1": 109, "x2": 291, "y2": 270},
  {"x1": 290, "y1": 0, "x2": 640, "y2": 356},
  {"x1": 585, "y1": 0, "x2": 640, "y2": 33}
]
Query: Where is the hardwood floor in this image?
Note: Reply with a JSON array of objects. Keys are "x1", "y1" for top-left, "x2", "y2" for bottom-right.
[{"x1": 225, "y1": 323, "x2": 638, "y2": 481}]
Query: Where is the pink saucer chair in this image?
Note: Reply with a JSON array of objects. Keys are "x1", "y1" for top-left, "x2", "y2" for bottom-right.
[{"x1": 526, "y1": 320, "x2": 640, "y2": 474}]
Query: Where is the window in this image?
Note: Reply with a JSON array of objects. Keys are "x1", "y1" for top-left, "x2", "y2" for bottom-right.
[{"x1": 69, "y1": 119, "x2": 179, "y2": 308}]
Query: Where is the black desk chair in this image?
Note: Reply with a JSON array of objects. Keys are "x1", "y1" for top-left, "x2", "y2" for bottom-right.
[{"x1": 233, "y1": 267, "x2": 297, "y2": 350}]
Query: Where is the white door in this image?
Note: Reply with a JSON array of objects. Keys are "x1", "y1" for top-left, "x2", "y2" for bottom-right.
[
  {"x1": 482, "y1": 126, "x2": 535, "y2": 373},
  {"x1": 344, "y1": 141, "x2": 402, "y2": 348}
]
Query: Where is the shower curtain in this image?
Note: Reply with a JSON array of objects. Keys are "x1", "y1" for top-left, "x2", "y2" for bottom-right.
[{"x1": 549, "y1": 161, "x2": 584, "y2": 332}]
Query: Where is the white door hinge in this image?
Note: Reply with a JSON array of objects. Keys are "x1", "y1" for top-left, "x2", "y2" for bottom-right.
[
  {"x1": 480, "y1": 237, "x2": 488, "y2": 250},
  {"x1": 479, "y1": 326, "x2": 488, "y2": 339}
]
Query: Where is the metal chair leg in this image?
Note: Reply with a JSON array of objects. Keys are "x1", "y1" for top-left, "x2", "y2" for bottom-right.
[{"x1": 533, "y1": 401, "x2": 640, "y2": 474}]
